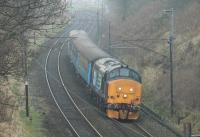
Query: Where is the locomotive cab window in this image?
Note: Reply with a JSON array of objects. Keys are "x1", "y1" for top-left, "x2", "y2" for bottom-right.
[
  {"x1": 96, "y1": 72, "x2": 103, "y2": 90},
  {"x1": 108, "y1": 68, "x2": 141, "y2": 83},
  {"x1": 130, "y1": 70, "x2": 141, "y2": 83},
  {"x1": 120, "y1": 68, "x2": 129, "y2": 77},
  {"x1": 109, "y1": 69, "x2": 119, "y2": 78}
]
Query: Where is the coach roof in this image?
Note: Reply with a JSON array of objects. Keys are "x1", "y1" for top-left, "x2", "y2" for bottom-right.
[{"x1": 69, "y1": 30, "x2": 110, "y2": 62}]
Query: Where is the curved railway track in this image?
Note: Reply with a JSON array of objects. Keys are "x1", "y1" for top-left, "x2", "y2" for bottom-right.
[
  {"x1": 57, "y1": 42, "x2": 181, "y2": 137},
  {"x1": 44, "y1": 8, "x2": 103, "y2": 137},
  {"x1": 110, "y1": 119, "x2": 153, "y2": 137},
  {"x1": 45, "y1": 45, "x2": 102, "y2": 137},
  {"x1": 57, "y1": 41, "x2": 154, "y2": 137},
  {"x1": 134, "y1": 123, "x2": 154, "y2": 137},
  {"x1": 58, "y1": 41, "x2": 102, "y2": 137},
  {"x1": 44, "y1": 10, "x2": 151, "y2": 136}
]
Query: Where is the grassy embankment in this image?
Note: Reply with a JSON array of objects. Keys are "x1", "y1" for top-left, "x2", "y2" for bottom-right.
[{"x1": 105, "y1": 0, "x2": 200, "y2": 134}]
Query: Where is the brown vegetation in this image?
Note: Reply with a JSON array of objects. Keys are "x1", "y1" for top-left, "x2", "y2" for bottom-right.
[
  {"x1": 0, "y1": 78, "x2": 28, "y2": 137},
  {"x1": 0, "y1": 1, "x2": 70, "y2": 136},
  {"x1": 0, "y1": 0, "x2": 67, "y2": 77},
  {"x1": 0, "y1": 82, "x2": 16, "y2": 122},
  {"x1": 104, "y1": 0, "x2": 200, "y2": 133}
]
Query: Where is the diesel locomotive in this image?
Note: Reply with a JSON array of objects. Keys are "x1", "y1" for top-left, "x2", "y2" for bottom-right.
[{"x1": 68, "y1": 30, "x2": 142, "y2": 120}]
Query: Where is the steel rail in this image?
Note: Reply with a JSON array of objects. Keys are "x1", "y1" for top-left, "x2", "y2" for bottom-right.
[
  {"x1": 57, "y1": 42, "x2": 103, "y2": 137},
  {"x1": 111, "y1": 119, "x2": 154, "y2": 137},
  {"x1": 135, "y1": 123, "x2": 154, "y2": 137},
  {"x1": 43, "y1": 8, "x2": 96, "y2": 137},
  {"x1": 111, "y1": 119, "x2": 149, "y2": 137},
  {"x1": 45, "y1": 43, "x2": 80, "y2": 137}
]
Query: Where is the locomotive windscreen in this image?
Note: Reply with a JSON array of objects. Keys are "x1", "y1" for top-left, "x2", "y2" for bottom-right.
[{"x1": 107, "y1": 68, "x2": 141, "y2": 83}]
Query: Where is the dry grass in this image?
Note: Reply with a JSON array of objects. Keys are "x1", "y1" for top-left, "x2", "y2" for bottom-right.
[
  {"x1": 105, "y1": 0, "x2": 200, "y2": 133},
  {"x1": 0, "y1": 4, "x2": 71, "y2": 137},
  {"x1": 0, "y1": 78, "x2": 26, "y2": 137},
  {"x1": 0, "y1": 110, "x2": 28, "y2": 137}
]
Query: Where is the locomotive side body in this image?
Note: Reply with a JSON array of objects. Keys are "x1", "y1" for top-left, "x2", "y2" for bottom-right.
[{"x1": 68, "y1": 30, "x2": 142, "y2": 120}]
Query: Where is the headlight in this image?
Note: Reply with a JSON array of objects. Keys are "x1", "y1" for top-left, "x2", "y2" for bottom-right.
[
  {"x1": 118, "y1": 87, "x2": 122, "y2": 91},
  {"x1": 129, "y1": 88, "x2": 134, "y2": 92},
  {"x1": 123, "y1": 94, "x2": 127, "y2": 98}
]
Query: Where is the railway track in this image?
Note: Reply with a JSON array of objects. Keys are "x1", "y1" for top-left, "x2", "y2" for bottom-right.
[
  {"x1": 57, "y1": 44, "x2": 155, "y2": 137},
  {"x1": 44, "y1": 7, "x2": 104, "y2": 136},
  {"x1": 57, "y1": 42, "x2": 154, "y2": 137},
  {"x1": 57, "y1": 42, "x2": 182, "y2": 137},
  {"x1": 45, "y1": 45, "x2": 102, "y2": 137},
  {"x1": 55, "y1": 16, "x2": 153, "y2": 137},
  {"x1": 131, "y1": 122, "x2": 154, "y2": 137},
  {"x1": 140, "y1": 104, "x2": 182, "y2": 137},
  {"x1": 58, "y1": 41, "x2": 102, "y2": 137},
  {"x1": 110, "y1": 119, "x2": 154, "y2": 137},
  {"x1": 55, "y1": 20, "x2": 154, "y2": 136}
]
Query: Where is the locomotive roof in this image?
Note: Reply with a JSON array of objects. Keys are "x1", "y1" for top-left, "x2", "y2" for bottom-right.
[
  {"x1": 95, "y1": 57, "x2": 142, "y2": 83},
  {"x1": 95, "y1": 57, "x2": 125, "y2": 73},
  {"x1": 69, "y1": 30, "x2": 110, "y2": 62}
]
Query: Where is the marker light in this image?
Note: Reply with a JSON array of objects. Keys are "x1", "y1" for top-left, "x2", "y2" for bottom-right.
[{"x1": 118, "y1": 87, "x2": 122, "y2": 91}]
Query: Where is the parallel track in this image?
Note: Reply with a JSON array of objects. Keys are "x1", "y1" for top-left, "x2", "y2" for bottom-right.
[
  {"x1": 57, "y1": 44, "x2": 154, "y2": 137},
  {"x1": 111, "y1": 119, "x2": 153, "y2": 137},
  {"x1": 58, "y1": 42, "x2": 102, "y2": 137},
  {"x1": 57, "y1": 43, "x2": 154, "y2": 137},
  {"x1": 44, "y1": 9, "x2": 103, "y2": 137}
]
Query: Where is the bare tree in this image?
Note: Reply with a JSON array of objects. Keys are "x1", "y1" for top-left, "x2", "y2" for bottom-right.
[{"x1": 0, "y1": 0, "x2": 67, "y2": 76}]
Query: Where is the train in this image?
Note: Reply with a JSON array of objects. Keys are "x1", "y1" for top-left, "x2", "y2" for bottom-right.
[{"x1": 67, "y1": 30, "x2": 142, "y2": 120}]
